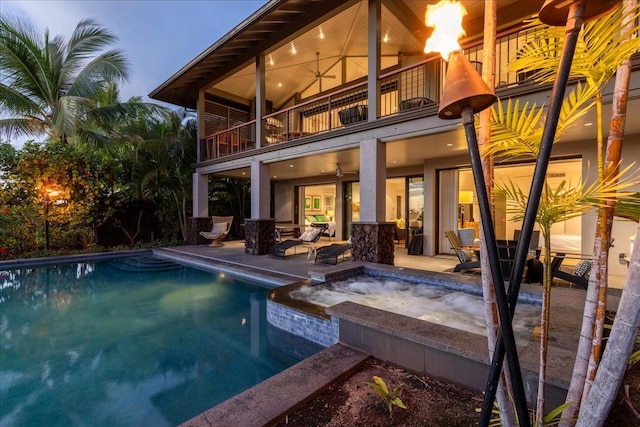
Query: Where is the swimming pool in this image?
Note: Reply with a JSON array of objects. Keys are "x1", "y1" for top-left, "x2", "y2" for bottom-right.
[{"x1": 0, "y1": 255, "x2": 320, "y2": 427}]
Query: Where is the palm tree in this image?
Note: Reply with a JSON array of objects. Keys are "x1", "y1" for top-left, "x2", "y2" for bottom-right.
[{"x1": 0, "y1": 15, "x2": 129, "y2": 145}]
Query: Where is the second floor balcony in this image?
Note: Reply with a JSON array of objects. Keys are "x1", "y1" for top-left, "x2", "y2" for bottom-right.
[{"x1": 198, "y1": 20, "x2": 562, "y2": 163}]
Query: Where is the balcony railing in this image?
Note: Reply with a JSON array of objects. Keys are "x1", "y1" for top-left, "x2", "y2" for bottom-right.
[
  {"x1": 199, "y1": 26, "x2": 554, "y2": 162},
  {"x1": 201, "y1": 120, "x2": 255, "y2": 161}
]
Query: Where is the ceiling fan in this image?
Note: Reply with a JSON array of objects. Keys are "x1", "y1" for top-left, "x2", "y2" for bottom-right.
[{"x1": 312, "y1": 52, "x2": 336, "y2": 80}]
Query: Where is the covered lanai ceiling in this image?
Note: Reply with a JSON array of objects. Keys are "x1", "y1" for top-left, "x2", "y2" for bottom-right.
[{"x1": 150, "y1": 0, "x2": 541, "y2": 109}]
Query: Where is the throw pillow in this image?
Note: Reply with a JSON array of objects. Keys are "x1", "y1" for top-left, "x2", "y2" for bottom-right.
[
  {"x1": 299, "y1": 227, "x2": 321, "y2": 242},
  {"x1": 574, "y1": 260, "x2": 592, "y2": 277},
  {"x1": 457, "y1": 249, "x2": 473, "y2": 263},
  {"x1": 211, "y1": 222, "x2": 227, "y2": 234}
]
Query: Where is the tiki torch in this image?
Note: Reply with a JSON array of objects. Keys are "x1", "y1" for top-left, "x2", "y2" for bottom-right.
[
  {"x1": 424, "y1": 1, "x2": 530, "y2": 425},
  {"x1": 476, "y1": 1, "x2": 620, "y2": 426}
]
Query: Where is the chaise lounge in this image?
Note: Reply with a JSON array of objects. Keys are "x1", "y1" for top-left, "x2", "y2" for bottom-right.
[
  {"x1": 199, "y1": 216, "x2": 234, "y2": 247},
  {"x1": 269, "y1": 227, "x2": 324, "y2": 259},
  {"x1": 315, "y1": 242, "x2": 352, "y2": 265}
]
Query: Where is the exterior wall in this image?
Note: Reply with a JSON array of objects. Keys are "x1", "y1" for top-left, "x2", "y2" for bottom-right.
[{"x1": 273, "y1": 183, "x2": 294, "y2": 222}]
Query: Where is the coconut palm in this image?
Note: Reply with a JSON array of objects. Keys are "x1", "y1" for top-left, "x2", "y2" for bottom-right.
[{"x1": 0, "y1": 15, "x2": 129, "y2": 145}]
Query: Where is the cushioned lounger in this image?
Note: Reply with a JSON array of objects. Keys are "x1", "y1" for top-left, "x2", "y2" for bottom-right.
[
  {"x1": 315, "y1": 243, "x2": 352, "y2": 265},
  {"x1": 269, "y1": 239, "x2": 304, "y2": 258}
]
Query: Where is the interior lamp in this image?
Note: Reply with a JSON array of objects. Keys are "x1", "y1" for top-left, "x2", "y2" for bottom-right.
[{"x1": 458, "y1": 190, "x2": 474, "y2": 225}]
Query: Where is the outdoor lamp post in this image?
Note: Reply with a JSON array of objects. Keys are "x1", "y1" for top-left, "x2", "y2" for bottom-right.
[
  {"x1": 477, "y1": 1, "x2": 621, "y2": 426},
  {"x1": 43, "y1": 192, "x2": 51, "y2": 252},
  {"x1": 437, "y1": 49, "x2": 531, "y2": 427},
  {"x1": 43, "y1": 189, "x2": 59, "y2": 252}
]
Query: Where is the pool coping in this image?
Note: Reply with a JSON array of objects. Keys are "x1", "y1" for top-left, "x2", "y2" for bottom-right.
[
  {"x1": 0, "y1": 249, "x2": 152, "y2": 270},
  {"x1": 180, "y1": 343, "x2": 370, "y2": 427}
]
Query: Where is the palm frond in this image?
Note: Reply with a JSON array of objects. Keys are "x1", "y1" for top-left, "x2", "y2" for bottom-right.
[
  {"x1": 614, "y1": 193, "x2": 640, "y2": 222},
  {"x1": 511, "y1": 5, "x2": 640, "y2": 88}
]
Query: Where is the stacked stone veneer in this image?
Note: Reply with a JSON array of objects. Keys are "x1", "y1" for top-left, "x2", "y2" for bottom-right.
[
  {"x1": 187, "y1": 217, "x2": 212, "y2": 245},
  {"x1": 266, "y1": 300, "x2": 339, "y2": 348},
  {"x1": 351, "y1": 222, "x2": 395, "y2": 265},
  {"x1": 244, "y1": 218, "x2": 276, "y2": 255}
]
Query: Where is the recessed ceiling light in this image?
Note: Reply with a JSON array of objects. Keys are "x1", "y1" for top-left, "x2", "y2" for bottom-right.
[
  {"x1": 242, "y1": 172, "x2": 246, "y2": 175},
  {"x1": 319, "y1": 27, "x2": 325, "y2": 39},
  {"x1": 584, "y1": 122, "x2": 593, "y2": 126},
  {"x1": 268, "y1": 54, "x2": 274, "y2": 66},
  {"x1": 289, "y1": 164, "x2": 294, "y2": 168},
  {"x1": 278, "y1": 82, "x2": 282, "y2": 87},
  {"x1": 273, "y1": 175, "x2": 277, "y2": 179},
  {"x1": 392, "y1": 160, "x2": 397, "y2": 164},
  {"x1": 290, "y1": 42, "x2": 297, "y2": 55},
  {"x1": 447, "y1": 143, "x2": 453, "y2": 147},
  {"x1": 383, "y1": 33, "x2": 389, "y2": 43},
  {"x1": 321, "y1": 169, "x2": 326, "y2": 173}
]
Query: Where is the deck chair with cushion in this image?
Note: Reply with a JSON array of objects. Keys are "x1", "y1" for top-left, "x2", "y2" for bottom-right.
[
  {"x1": 550, "y1": 253, "x2": 591, "y2": 289},
  {"x1": 445, "y1": 230, "x2": 480, "y2": 273},
  {"x1": 269, "y1": 226, "x2": 324, "y2": 259},
  {"x1": 199, "y1": 216, "x2": 234, "y2": 247}
]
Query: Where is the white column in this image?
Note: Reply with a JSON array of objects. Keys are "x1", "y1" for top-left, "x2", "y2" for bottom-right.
[
  {"x1": 251, "y1": 160, "x2": 271, "y2": 218},
  {"x1": 359, "y1": 139, "x2": 385, "y2": 222},
  {"x1": 255, "y1": 53, "x2": 266, "y2": 148},
  {"x1": 192, "y1": 172, "x2": 209, "y2": 217},
  {"x1": 367, "y1": 0, "x2": 381, "y2": 122}
]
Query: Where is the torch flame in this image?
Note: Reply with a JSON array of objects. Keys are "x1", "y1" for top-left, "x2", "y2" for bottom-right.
[{"x1": 424, "y1": 1, "x2": 467, "y2": 61}]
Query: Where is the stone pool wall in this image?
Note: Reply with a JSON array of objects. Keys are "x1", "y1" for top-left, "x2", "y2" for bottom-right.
[{"x1": 266, "y1": 299, "x2": 339, "y2": 348}]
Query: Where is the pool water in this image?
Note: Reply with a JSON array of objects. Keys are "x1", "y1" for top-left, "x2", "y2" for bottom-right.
[{"x1": 0, "y1": 256, "x2": 316, "y2": 427}]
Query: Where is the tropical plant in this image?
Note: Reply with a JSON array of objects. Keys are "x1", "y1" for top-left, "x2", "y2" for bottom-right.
[
  {"x1": 363, "y1": 375, "x2": 407, "y2": 417},
  {"x1": 0, "y1": 15, "x2": 133, "y2": 145},
  {"x1": 480, "y1": 4, "x2": 640, "y2": 425}
]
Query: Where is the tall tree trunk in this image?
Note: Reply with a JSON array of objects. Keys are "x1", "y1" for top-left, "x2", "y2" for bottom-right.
[
  {"x1": 575, "y1": 226, "x2": 640, "y2": 426},
  {"x1": 536, "y1": 225, "x2": 553, "y2": 426},
  {"x1": 561, "y1": 2, "x2": 636, "y2": 423},
  {"x1": 479, "y1": 2, "x2": 516, "y2": 425}
]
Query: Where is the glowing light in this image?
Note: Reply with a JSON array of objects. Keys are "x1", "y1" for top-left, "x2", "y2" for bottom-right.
[
  {"x1": 424, "y1": 0, "x2": 467, "y2": 61},
  {"x1": 290, "y1": 42, "x2": 297, "y2": 55},
  {"x1": 268, "y1": 54, "x2": 274, "y2": 66},
  {"x1": 383, "y1": 33, "x2": 389, "y2": 43},
  {"x1": 319, "y1": 27, "x2": 325, "y2": 39}
]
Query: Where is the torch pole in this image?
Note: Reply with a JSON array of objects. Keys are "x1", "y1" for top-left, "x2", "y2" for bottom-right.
[
  {"x1": 478, "y1": 2, "x2": 586, "y2": 425},
  {"x1": 461, "y1": 105, "x2": 531, "y2": 427}
]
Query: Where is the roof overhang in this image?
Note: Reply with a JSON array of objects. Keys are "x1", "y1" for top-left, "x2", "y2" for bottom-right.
[{"x1": 149, "y1": 0, "x2": 356, "y2": 108}]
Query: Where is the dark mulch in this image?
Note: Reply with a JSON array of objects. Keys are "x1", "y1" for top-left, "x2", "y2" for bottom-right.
[{"x1": 275, "y1": 351, "x2": 640, "y2": 427}]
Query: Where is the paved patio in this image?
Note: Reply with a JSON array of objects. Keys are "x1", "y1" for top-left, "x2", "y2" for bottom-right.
[{"x1": 155, "y1": 239, "x2": 458, "y2": 285}]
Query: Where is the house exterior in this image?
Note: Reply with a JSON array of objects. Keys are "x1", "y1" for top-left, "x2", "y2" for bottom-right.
[{"x1": 150, "y1": 0, "x2": 639, "y2": 284}]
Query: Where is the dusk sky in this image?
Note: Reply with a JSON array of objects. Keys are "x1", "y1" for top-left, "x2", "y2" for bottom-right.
[{"x1": 3, "y1": 0, "x2": 269, "y2": 107}]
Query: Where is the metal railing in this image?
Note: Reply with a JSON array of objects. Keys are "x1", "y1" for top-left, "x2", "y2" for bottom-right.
[
  {"x1": 201, "y1": 120, "x2": 255, "y2": 161},
  {"x1": 200, "y1": 26, "x2": 549, "y2": 161}
]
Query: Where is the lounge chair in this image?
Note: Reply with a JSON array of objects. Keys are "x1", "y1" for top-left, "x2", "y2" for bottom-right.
[
  {"x1": 269, "y1": 226, "x2": 324, "y2": 259},
  {"x1": 199, "y1": 216, "x2": 234, "y2": 247},
  {"x1": 315, "y1": 242, "x2": 352, "y2": 265},
  {"x1": 550, "y1": 253, "x2": 591, "y2": 289},
  {"x1": 445, "y1": 230, "x2": 480, "y2": 273}
]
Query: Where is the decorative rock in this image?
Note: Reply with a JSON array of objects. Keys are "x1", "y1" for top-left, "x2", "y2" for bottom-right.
[
  {"x1": 245, "y1": 219, "x2": 276, "y2": 255},
  {"x1": 187, "y1": 217, "x2": 214, "y2": 245},
  {"x1": 351, "y1": 222, "x2": 395, "y2": 265}
]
